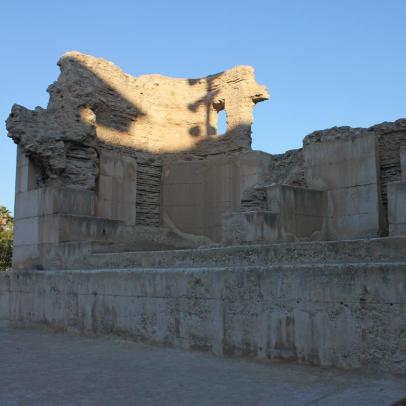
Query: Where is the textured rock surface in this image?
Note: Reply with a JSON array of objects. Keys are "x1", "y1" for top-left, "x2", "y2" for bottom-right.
[
  {"x1": 6, "y1": 51, "x2": 268, "y2": 192},
  {"x1": 304, "y1": 120, "x2": 406, "y2": 236},
  {"x1": 374, "y1": 120, "x2": 406, "y2": 233},
  {"x1": 1, "y1": 258, "x2": 405, "y2": 374}
]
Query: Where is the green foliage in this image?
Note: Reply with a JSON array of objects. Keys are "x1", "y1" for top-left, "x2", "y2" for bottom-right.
[
  {"x1": 0, "y1": 239, "x2": 12, "y2": 270},
  {"x1": 0, "y1": 206, "x2": 13, "y2": 271}
]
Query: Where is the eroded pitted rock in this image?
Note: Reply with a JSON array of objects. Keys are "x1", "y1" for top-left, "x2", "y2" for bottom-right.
[
  {"x1": 7, "y1": 104, "x2": 98, "y2": 189},
  {"x1": 6, "y1": 51, "x2": 269, "y2": 189}
]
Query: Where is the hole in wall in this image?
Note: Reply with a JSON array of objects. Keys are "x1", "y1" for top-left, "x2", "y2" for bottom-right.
[{"x1": 217, "y1": 109, "x2": 227, "y2": 135}]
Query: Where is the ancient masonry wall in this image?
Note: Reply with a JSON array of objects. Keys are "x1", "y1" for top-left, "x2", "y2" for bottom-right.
[
  {"x1": 0, "y1": 262, "x2": 405, "y2": 374},
  {"x1": 375, "y1": 120, "x2": 406, "y2": 234},
  {"x1": 135, "y1": 159, "x2": 162, "y2": 227}
]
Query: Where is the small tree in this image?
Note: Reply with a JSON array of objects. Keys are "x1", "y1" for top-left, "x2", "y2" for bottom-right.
[{"x1": 0, "y1": 206, "x2": 14, "y2": 271}]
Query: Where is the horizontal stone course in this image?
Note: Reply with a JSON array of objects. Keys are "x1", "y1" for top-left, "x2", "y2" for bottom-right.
[{"x1": 76, "y1": 236, "x2": 406, "y2": 270}]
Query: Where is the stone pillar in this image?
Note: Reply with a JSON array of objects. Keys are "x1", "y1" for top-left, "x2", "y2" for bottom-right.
[{"x1": 304, "y1": 132, "x2": 384, "y2": 239}]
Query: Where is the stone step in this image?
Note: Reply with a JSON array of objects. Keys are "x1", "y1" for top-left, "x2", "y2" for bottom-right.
[{"x1": 79, "y1": 236, "x2": 406, "y2": 269}]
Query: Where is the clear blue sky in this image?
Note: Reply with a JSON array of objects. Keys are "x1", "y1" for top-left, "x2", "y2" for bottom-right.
[{"x1": 1, "y1": 0, "x2": 406, "y2": 212}]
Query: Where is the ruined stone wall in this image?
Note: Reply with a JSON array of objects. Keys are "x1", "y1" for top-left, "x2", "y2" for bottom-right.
[
  {"x1": 6, "y1": 51, "x2": 406, "y2": 249},
  {"x1": 1, "y1": 259, "x2": 405, "y2": 374},
  {"x1": 6, "y1": 52, "x2": 268, "y2": 193},
  {"x1": 6, "y1": 52, "x2": 268, "y2": 234}
]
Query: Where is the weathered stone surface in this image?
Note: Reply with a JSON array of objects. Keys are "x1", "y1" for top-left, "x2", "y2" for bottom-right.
[
  {"x1": 388, "y1": 180, "x2": 406, "y2": 236},
  {"x1": 1, "y1": 260, "x2": 405, "y2": 374},
  {"x1": 7, "y1": 51, "x2": 406, "y2": 257},
  {"x1": 375, "y1": 121, "x2": 406, "y2": 234},
  {"x1": 7, "y1": 105, "x2": 99, "y2": 190},
  {"x1": 240, "y1": 148, "x2": 305, "y2": 211},
  {"x1": 4, "y1": 51, "x2": 406, "y2": 379},
  {"x1": 224, "y1": 185, "x2": 327, "y2": 244},
  {"x1": 7, "y1": 52, "x2": 270, "y2": 265},
  {"x1": 78, "y1": 235, "x2": 406, "y2": 269},
  {"x1": 162, "y1": 151, "x2": 272, "y2": 241},
  {"x1": 304, "y1": 120, "x2": 406, "y2": 237},
  {"x1": 304, "y1": 128, "x2": 383, "y2": 239},
  {"x1": 401, "y1": 146, "x2": 406, "y2": 180},
  {"x1": 7, "y1": 51, "x2": 269, "y2": 188}
]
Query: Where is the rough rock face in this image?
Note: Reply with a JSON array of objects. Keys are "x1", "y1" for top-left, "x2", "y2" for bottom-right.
[
  {"x1": 7, "y1": 104, "x2": 99, "y2": 189},
  {"x1": 6, "y1": 51, "x2": 268, "y2": 191},
  {"x1": 303, "y1": 125, "x2": 371, "y2": 144}
]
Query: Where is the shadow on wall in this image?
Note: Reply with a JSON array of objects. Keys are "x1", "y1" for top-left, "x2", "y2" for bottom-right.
[
  {"x1": 53, "y1": 56, "x2": 146, "y2": 133},
  {"x1": 188, "y1": 75, "x2": 221, "y2": 138},
  {"x1": 7, "y1": 51, "x2": 269, "y2": 192}
]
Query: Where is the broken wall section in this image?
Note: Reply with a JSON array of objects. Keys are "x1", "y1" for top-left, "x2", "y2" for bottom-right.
[{"x1": 6, "y1": 52, "x2": 269, "y2": 268}]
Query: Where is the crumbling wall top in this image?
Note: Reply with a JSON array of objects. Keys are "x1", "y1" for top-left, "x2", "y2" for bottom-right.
[{"x1": 6, "y1": 51, "x2": 268, "y2": 189}]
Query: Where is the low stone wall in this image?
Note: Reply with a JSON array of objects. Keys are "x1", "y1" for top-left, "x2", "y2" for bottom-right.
[{"x1": 1, "y1": 263, "x2": 405, "y2": 374}]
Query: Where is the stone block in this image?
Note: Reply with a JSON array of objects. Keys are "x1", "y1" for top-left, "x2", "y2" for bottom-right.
[
  {"x1": 265, "y1": 185, "x2": 327, "y2": 241},
  {"x1": 163, "y1": 161, "x2": 206, "y2": 184},
  {"x1": 97, "y1": 151, "x2": 137, "y2": 225},
  {"x1": 223, "y1": 208, "x2": 326, "y2": 244},
  {"x1": 401, "y1": 146, "x2": 406, "y2": 181},
  {"x1": 327, "y1": 185, "x2": 379, "y2": 217},
  {"x1": 97, "y1": 176, "x2": 113, "y2": 201},
  {"x1": 388, "y1": 180, "x2": 406, "y2": 236},
  {"x1": 162, "y1": 183, "x2": 204, "y2": 207},
  {"x1": 163, "y1": 151, "x2": 272, "y2": 242},
  {"x1": 222, "y1": 211, "x2": 280, "y2": 244},
  {"x1": 14, "y1": 216, "x2": 58, "y2": 246},
  {"x1": 166, "y1": 205, "x2": 205, "y2": 232},
  {"x1": 12, "y1": 241, "x2": 95, "y2": 271},
  {"x1": 0, "y1": 273, "x2": 10, "y2": 323},
  {"x1": 14, "y1": 213, "x2": 119, "y2": 247},
  {"x1": 295, "y1": 214, "x2": 326, "y2": 240},
  {"x1": 266, "y1": 185, "x2": 327, "y2": 217},
  {"x1": 15, "y1": 146, "x2": 37, "y2": 195},
  {"x1": 328, "y1": 213, "x2": 380, "y2": 240},
  {"x1": 12, "y1": 244, "x2": 41, "y2": 270},
  {"x1": 303, "y1": 134, "x2": 382, "y2": 239},
  {"x1": 14, "y1": 188, "x2": 96, "y2": 220},
  {"x1": 57, "y1": 215, "x2": 120, "y2": 243},
  {"x1": 304, "y1": 134, "x2": 378, "y2": 190}
]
